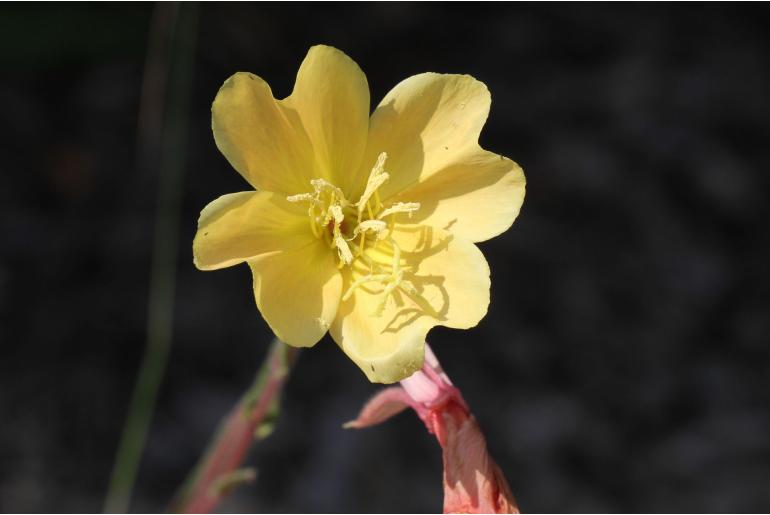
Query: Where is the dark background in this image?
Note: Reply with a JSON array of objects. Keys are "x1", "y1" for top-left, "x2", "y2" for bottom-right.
[{"x1": 2, "y1": 2, "x2": 770, "y2": 512}]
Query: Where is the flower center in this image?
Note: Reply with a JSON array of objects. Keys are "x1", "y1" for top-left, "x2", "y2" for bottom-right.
[{"x1": 287, "y1": 153, "x2": 430, "y2": 316}]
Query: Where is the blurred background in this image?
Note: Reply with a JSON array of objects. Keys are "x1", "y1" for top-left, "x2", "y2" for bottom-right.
[{"x1": 2, "y1": 2, "x2": 770, "y2": 512}]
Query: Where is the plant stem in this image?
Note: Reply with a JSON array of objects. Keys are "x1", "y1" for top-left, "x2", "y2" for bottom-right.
[
  {"x1": 171, "y1": 339, "x2": 299, "y2": 514},
  {"x1": 104, "y1": 3, "x2": 197, "y2": 512}
]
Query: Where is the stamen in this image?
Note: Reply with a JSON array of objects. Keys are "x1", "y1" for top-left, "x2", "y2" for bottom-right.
[
  {"x1": 287, "y1": 193, "x2": 325, "y2": 239},
  {"x1": 378, "y1": 202, "x2": 420, "y2": 219},
  {"x1": 351, "y1": 220, "x2": 387, "y2": 239},
  {"x1": 357, "y1": 152, "x2": 389, "y2": 215},
  {"x1": 335, "y1": 237, "x2": 353, "y2": 266},
  {"x1": 350, "y1": 219, "x2": 387, "y2": 256},
  {"x1": 286, "y1": 192, "x2": 317, "y2": 204},
  {"x1": 342, "y1": 273, "x2": 392, "y2": 301},
  {"x1": 329, "y1": 204, "x2": 353, "y2": 266},
  {"x1": 374, "y1": 269, "x2": 403, "y2": 316},
  {"x1": 329, "y1": 204, "x2": 344, "y2": 225},
  {"x1": 308, "y1": 203, "x2": 320, "y2": 238},
  {"x1": 285, "y1": 164, "x2": 433, "y2": 316},
  {"x1": 310, "y1": 178, "x2": 349, "y2": 205}
]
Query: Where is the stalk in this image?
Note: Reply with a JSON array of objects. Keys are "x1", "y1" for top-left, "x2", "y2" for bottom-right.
[
  {"x1": 170, "y1": 340, "x2": 298, "y2": 514},
  {"x1": 104, "y1": 3, "x2": 198, "y2": 511}
]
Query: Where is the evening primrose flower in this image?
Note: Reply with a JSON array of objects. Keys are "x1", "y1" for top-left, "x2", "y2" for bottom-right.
[{"x1": 193, "y1": 45, "x2": 525, "y2": 383}]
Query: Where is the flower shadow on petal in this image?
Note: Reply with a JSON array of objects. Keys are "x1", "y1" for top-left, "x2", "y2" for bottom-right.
[
  {"x1": 382, "y1": 276, "x2": 449, "y2": 334},
  {"x1": 382, "y1": 226, "x2": 454, "y2": 333}
]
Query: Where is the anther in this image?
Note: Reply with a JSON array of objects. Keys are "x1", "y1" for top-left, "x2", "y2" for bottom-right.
[
  {"x1": 357, "y1": 152, "x2": 389, "y2": 215},
  {"x1": 378, "y1": 202, "x2": 420, "y2": 219}
]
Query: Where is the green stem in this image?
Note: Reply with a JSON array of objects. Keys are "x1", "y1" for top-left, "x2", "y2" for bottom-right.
[{"x1": 104, "y1": 3, "x2": 198, "y2": 512}]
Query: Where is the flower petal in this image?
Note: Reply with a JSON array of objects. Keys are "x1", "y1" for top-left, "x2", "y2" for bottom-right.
[
  {"x1": 248, "y1": 240, "x2": 342, "y2": 348},
  {"x1": 392, "y1": 225, "x2": 491, "y2": 330},
  {"x1": 193, "y1": 191, "x2": 312, "y2": 271},
  {"x1": 330, "y1": 285, "x2": 428, "y2": 384},
  {"x1": 330, "y1": 225, "x2": 490, "y2": 383},
  {"x1": 393, "y1": 149, "x2": 526, "y2": 242},
  {"x1": 284, "y1": 45, "x2": 370, "y2": 193},
  {"x1": 356, "y1": 73, "x2": 491, "y2": 200},
  {"x1": 212, "y1": 72, "x2": 317, "y2": 195}
]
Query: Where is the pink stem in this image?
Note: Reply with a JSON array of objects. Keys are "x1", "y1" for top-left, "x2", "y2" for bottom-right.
[
  {"x1": 171, "y1": 340, "x2": 296, "y2": 513},
  {"x1": 347, "y1": 343, "x2": 519, "y2": 513}
]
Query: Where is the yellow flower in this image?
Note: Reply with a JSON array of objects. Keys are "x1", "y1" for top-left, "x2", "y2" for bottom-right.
[{"x1": 193, "y1": 45, "x2": 525, "y2": 383}]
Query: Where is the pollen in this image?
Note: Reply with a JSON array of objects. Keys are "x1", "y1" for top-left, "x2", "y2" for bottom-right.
[{"x1": 287, "y1": 153, "x2": 433, "y2": 317}]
